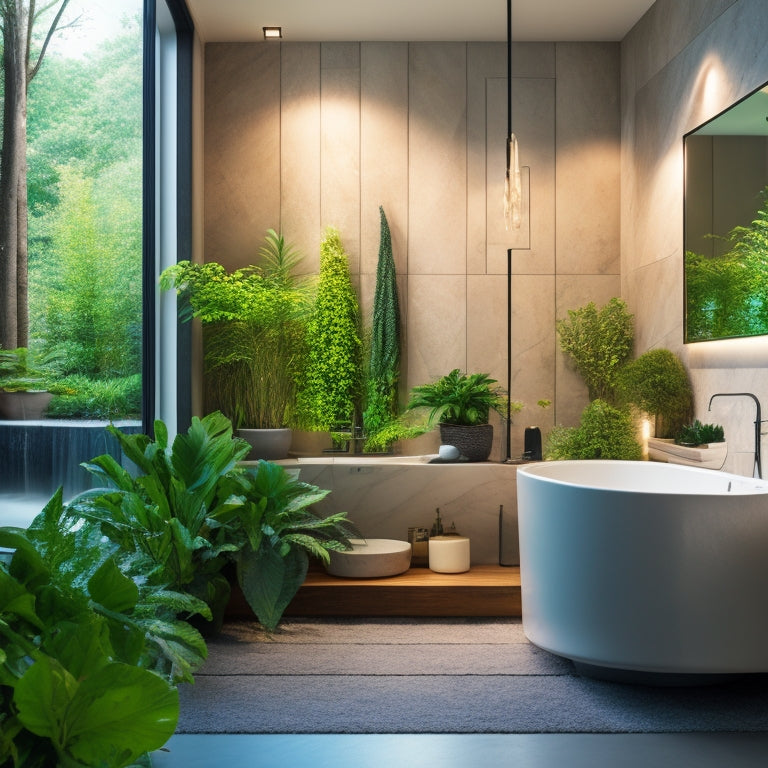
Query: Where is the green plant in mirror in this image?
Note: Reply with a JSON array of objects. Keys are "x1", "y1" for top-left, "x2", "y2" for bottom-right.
[
  {"x1": 685, "y1": 188, "x2": 768, "y2": 341},
  {"x1": 556, "y1": 297, "x2": 634, "y2": 404},
  {"x1": 160, "y1": 229, "x2": 311, "y2": 429}
]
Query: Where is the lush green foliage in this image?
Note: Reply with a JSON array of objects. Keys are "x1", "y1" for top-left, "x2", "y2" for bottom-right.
[
  {"x1": 160, "y1": 230, "x2": 311, "y2": 429},
  {"x1": 70, "y1": 412, "x2": 355, "y2": 633},
  {"x1": 296, "y1": 227, "x2": 363, "y2": 431},
  {"x1": 47, "y1": 374, "x2": 142, "y2": 420},
  {"x1": 406, "y1": 369, "x2": 520, "y2": 427},
  {"x1": 675, "y1": 420, "x2": 725, "y2": 446},
  {"x1": 362, "y1": 207, "x2": 401, "y2": 441},
  {"x1": 544, "y1": 399, "x2": 642, "y2": 461},
  {"x1": 616, "y1": 348, "x2": 693, "y2": 438},
  {"x1": 25, "y1": 15, "x2": 143, "y2": 413},
  {"x1": 0, "y1": 489, "x2": 203, "y2": 767},
  {"x1": 556, "y1": 298, "x2": 634, "y2": 403},
  {"x1": 685, "y1": 189, "x2": 768, "y2": 341}
]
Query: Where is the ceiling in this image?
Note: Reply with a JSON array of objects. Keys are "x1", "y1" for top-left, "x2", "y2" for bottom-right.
[{"x1": 184, "y1": 0, "x2": 657, "y2": 44}]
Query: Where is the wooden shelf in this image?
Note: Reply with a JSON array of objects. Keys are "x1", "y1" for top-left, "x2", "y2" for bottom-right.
[{"x1": 226, "y1": 565, "x2": 521, "y2": 619}]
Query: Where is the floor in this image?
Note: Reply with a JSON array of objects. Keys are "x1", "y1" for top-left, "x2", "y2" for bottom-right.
[{"x1": 154, "y1": 734, "x2": 768, "y2": 767}]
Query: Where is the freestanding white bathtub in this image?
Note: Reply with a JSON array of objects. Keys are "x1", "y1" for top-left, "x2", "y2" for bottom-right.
[{"x1": 517, "y1": 460, "x2": 768, "y2": 682}]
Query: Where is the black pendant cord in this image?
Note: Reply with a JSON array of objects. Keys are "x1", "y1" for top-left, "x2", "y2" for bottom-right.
[{"x1": 505, "y1": 0, "x2": 513, "y2": 462}]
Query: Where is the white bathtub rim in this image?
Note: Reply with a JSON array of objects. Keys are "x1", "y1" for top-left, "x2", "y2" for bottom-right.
[{"x1": 517, "y1": 459, "x2": 768, "y2": 495}]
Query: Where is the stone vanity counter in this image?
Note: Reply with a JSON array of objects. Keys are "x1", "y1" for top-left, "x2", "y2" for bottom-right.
[{"x1": 252, "y1": 457, "x2": 521, "y2": 566}]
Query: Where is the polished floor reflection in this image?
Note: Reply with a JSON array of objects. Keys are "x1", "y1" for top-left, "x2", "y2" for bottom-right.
[{"x1": 154, "y1": 734, "x2": 768, "y2": 767}]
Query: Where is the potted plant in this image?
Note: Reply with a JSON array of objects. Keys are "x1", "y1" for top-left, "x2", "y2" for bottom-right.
[
  {"x1": 160, "y1": 229, "x2": 311, "y2": 459},
  {"x1": 0, "y1": 347, "x2": 58, "y2": 419},
  {"x1": 70, "y1": 411, "x2": 356, "y2": 633},
  {"x1": 405, "y1": 369, "x2": 522, "y2": 461},
  {"x1": 646, "y1": 419, "x2": 727, "y2": 469}
]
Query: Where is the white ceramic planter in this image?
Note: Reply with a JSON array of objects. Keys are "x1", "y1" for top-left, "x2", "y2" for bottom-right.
[{"x1": 647, "y1": 437, "x2": 727, "y2": 470}]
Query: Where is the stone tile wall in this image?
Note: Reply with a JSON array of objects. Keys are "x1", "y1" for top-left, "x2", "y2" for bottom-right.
[
  {"x1": 203, "y1": 41, "x2": 621, "y2": 460},
  {"x1": 621, "y1": 0, "x2": 768, "y2": 475}
]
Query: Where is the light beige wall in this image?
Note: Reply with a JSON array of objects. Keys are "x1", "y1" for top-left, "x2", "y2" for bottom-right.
[
  {"x1": 203, "y1": 41, "x2": 621, "y2": 460},
  {"x1": 621, "y1": 0, "x2": 768, "y2": 475}
]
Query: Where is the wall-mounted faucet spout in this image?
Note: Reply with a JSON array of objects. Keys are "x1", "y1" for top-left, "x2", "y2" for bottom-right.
[{"x1": 708, "y1": 392, "x2": 763, "y2": 479}]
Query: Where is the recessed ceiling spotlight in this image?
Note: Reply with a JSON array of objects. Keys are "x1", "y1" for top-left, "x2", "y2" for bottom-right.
[{"x1": 263, "y1": 26, "x2": 282, "y2": 40}]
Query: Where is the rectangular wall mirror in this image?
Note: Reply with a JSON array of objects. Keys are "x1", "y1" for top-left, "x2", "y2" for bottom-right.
[{"x1": 684, "y1": 82, "x2": 768, "y2": 343}]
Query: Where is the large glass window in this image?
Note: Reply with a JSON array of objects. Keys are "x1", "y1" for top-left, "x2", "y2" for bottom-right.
[{"x1": 1, "y1": 1, "x2": 143, "y2": 522}]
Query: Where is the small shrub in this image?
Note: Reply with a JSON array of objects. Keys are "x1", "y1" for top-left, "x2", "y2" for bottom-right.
[
  {"x1": 47, "y1": 374, "x2": 141, "y2": 419},
  {"x1": 544, "y1": 399, "x2": 642, "y2": 461},
  {"x1": 676, "y1": 420, "x2": 725, "y2": 446},
  {"x1": 556, "y1": 298, "x2": 634, "y2": 404}
]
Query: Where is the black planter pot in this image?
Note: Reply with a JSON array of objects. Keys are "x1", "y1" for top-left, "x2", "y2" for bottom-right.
[{"x1": 439, "y1": 423, "x2": 494, "y2": 462}]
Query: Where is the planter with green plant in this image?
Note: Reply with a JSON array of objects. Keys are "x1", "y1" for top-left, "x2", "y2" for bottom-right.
[
  {"x1": 556, "y1": 297, "x2": 634, "y2": 404},
  {"x1": 295, "y1": 227, "x2": 363, "y2": 440},
  {"x1": 0, "y1": 489, "x2": 207, "y2": 767},
  {"x1": 0, "y1": 347, "x2": 66, "y2": 419},
  {"x1": 160, "y1": 229, "x2": 311, "y2": 459},
  {"x1": 70, "y1": 411, "x2": 356, "y2": 633},
  {"x1": 646, "y1": 419, "x2": 727, "y2": 468},
  {"x1": 405, "y1": 369, "x2": 522, "y2": 461},
  {"x1": 543, "y1": 399, "x2": 643, "y2": 461}
]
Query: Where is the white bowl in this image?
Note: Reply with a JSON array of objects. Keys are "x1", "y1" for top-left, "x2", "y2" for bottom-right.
[{"x1": 326, "y1": 538, "x2": 412, "y2": 578}]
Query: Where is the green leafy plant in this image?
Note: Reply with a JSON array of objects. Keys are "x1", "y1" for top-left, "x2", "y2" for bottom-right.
[
  {"x1": 556, "y1": 297, "x2": 634, "y2": 403},
  {"x1": 46, "y1": 373, "x2": 141, "y2": 419},
  {"x1": 160, "y1": 229, "x2": 311, "y2": 429},
  {"x1": 70, "y1": 412, "x2": 356, "y2": 633},
  {"x1": 675, "y1": 420, "x2": 725, "y2": 446},
  {"x1": 0, "y1": 490, "x2": 201, "y2": 767},
  {"x1": 544, "y1": 399, "x2": 643, "y2": 461},
  {"x1": 362, "y1": 207, "x2": 401, "y2": 443},
  {"x1": 405, "y1": 369, "x2": 520, "y2": 426},
  {"x1": 685, "y1": 187, "x2": 768, "y2": 341},
  {"x1": 616, "y1": 348, "x2": 693, "y2": 438},
  {"x1": 0, "y1": 346, "x2": 69, "y2": 394},
  {"x1": 295, "y1": 227, "x2": 363, "y2": 431}
]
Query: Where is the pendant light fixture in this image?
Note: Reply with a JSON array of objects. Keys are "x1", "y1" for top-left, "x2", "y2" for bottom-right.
[{"x1": 504, "y1": 0, "x2": 522, "y2": 232}]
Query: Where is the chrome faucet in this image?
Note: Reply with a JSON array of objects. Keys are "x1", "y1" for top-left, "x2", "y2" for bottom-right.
[{"x1": 708, "y1": 392, "x2": 763, "y2": 479}]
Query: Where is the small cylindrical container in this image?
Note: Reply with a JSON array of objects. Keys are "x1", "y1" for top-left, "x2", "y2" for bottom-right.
[
  {"x1": 428, "y1": 536, "x2": 470, "y2": 573},
  {"x1": 408, "y1": 527, "x2": 430, "y2": 567}
]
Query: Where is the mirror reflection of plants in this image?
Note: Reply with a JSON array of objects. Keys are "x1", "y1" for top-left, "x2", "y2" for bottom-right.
[
  {"x1": 160, "y1": 229, "x2": 311, "y2": 429},
  {"x1": 685, "y1": 188, "x2": 768, "y2": 341}
]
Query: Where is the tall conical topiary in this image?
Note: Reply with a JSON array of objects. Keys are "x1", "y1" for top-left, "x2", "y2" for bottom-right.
[
  {"x1": 296, "y1": 227, "x2": 363, "y2": 430},
  {"x1": 363, "y1": 207, "x2": 401, "y2": 438}
]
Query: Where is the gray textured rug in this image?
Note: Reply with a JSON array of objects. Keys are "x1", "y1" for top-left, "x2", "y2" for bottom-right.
[{"x1": 176, "y1": 618, "x2": 768, "y2": 734}]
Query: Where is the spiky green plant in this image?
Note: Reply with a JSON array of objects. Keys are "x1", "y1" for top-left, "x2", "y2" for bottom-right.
[
  {"x1": 295, "y1": 227, "x2": 363, "y2": 431},
  {"x1": 363, "y1": 206, "x2": 401, "y2": 441}
]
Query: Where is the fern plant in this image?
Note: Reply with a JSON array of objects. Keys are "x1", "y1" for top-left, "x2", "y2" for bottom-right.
[
  {"x1": 363, "y1": 207, "x2": 402, "y2": 442},
  {"x1": 295, "y1": 227, "x2": 363, "y2": 431}
]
